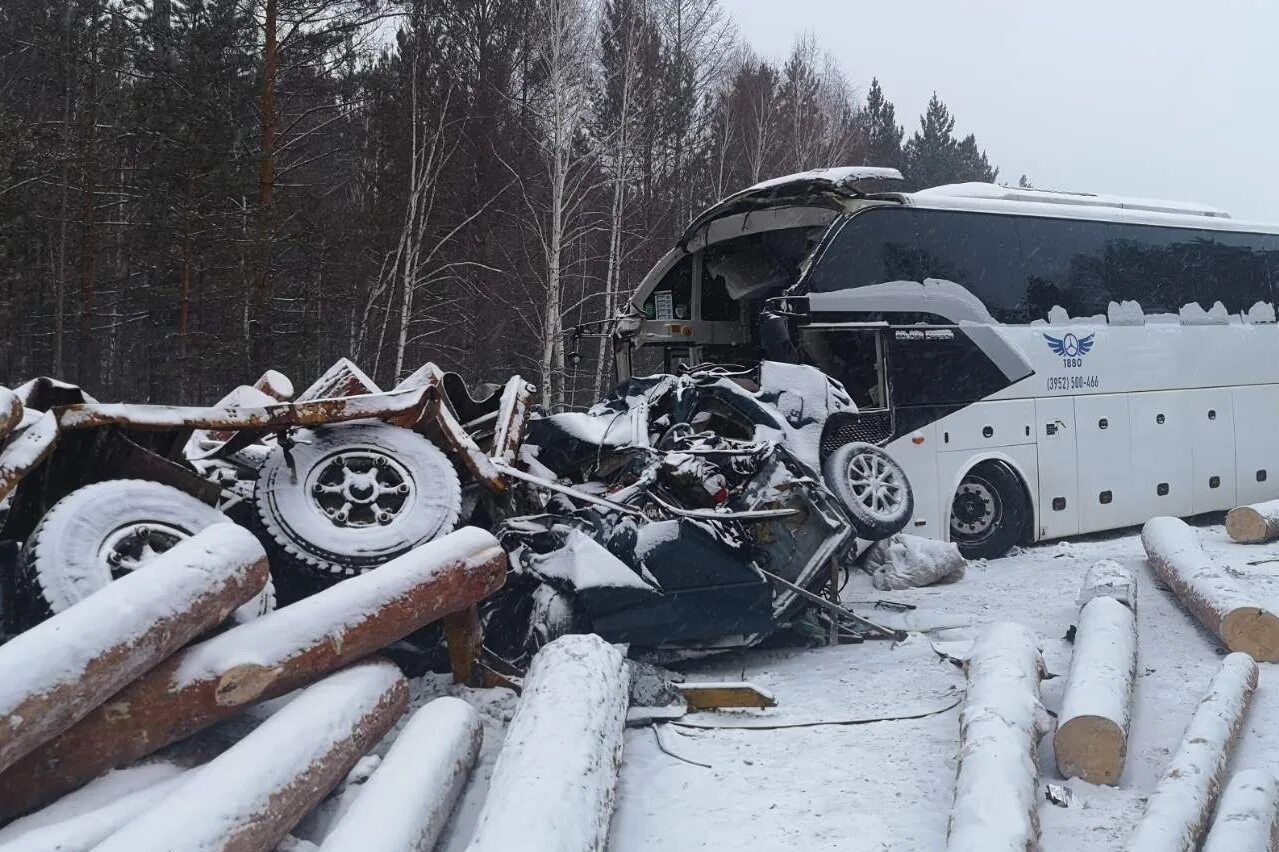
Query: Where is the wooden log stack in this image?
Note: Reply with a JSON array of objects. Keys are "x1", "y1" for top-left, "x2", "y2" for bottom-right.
[
  {"x1": 93, "y1": 661, "x2": 408, "y2": 852},
  {"x1": 0, "y1": 525, "x2": 507, "y2": 820},
  {"x1": 0, "y1": 524, "x2": 268, "y2": 774}
]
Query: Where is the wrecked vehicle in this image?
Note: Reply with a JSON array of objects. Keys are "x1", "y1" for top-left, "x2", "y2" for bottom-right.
[
  {"x1": 486, "y1": 360, "x2": 913, "y2": 660},
  {"x1": 0, "y1": 360, "x2": 531, "y2": 628}
]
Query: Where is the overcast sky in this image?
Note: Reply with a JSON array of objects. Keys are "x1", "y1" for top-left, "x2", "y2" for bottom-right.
[{"x1": 720, "y1": 0, "x2": 1277, "y2": 222}]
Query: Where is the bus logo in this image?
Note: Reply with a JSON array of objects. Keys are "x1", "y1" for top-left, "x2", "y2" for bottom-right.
[{"x1": 1044, "y1": 332, "x2": 1095, "y2": 367}]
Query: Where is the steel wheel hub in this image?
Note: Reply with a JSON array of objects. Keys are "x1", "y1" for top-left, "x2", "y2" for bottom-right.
[
  {"x1": 309, "y1": 450, "x2": 412, "y2": 528},
  {"x1": 99, "y1": 521, "x2": 188, "y2": 578},
  {"x1": 845, "y1": 451, "x2": 906, "y2": 521},
  {"x1": 952, "y1": 480, "x2": 998, "y2": 536}
]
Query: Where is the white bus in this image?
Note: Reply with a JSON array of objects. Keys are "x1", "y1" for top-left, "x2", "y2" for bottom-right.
[{"x1": 615, "y1": 167, "x2": 1279, "y2": 558}]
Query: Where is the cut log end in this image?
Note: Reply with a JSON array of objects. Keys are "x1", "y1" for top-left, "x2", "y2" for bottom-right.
[
  {"x1": 1054, "y1": 715, "x2": 1126, "y2": 786},
  {"x1": 1220, "y1": 608, "x2": 1279, "y2": 662},
  {"x1": 1226, "y1": 507, "x2": 1271, "y2": 543}
]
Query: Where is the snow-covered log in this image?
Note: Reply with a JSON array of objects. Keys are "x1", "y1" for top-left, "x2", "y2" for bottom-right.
[
  {"x1": 0, "y1": 526, "x2": 506, "y2": 820},
  {"x1": 318, "y1": 697, "x2": 482, "y2": 852},
  {"x1": 0, "y1": 410, "x2": 57, "y2": 502},
  {"x1": 0, "y1": 387, "x2": 21, "y2": 442},
  {"x1": 1227, "y1": 500, "x2": 1279, "y2": 544},
  {"x1": 0, "y1": 523, "x2": 267, "y2": 774},
  {"x1": 1077, "y1": 559, "x2": 1138, "y2": 612},
  {"x1": 0, "y1": 766, "x2": 188, "y2": 851},
  {"x1": 1124, "y1": 652, "x2": 1259, "y2": 852},
  {"x1": 1202, "y1": 769, "x2": 1279, "y2": 852},
  {"x1": 863, "y1": 534, "x2": 966, "y2": 591},
  {"x1": 94, "y1": 661, "x2": 408, "y2": 852},
  {"x1": 1054, "y1": 563, "x2": 1139, "y2": 785},
  {"x1": 946, "y1": 622, "x2": 1048, "y2": 852},
  {"x1": 1142, "y1": 517, "x2": 1279, "y2": 661},
  {"x1": 466, "y1": 634, "x2": 627, "y2": 852}
]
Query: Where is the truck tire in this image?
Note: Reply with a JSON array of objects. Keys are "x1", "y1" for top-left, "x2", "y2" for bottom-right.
[
  {"x1": 254, "y1": 422, "x2": 461, "y2": 577},
  {"x1": 15, "y1": 480, "x2": 275, "y2": 629},
  {"x1": 949, "y1": 461, "x2": 1029, "y2": 560},
  {"x1": 822, "y1": 442, "x2": 914, "y2": 540}
]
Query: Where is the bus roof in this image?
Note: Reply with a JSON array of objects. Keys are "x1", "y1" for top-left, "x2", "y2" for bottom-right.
[{"x1": 912, "y1": 182, "x2": 1231, "y2": 219}]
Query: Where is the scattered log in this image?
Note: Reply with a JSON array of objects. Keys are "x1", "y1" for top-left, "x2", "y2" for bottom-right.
[
  {"x1": 1227, "y1": 500, "x2": 1279, "y2": 544},
  {"x1": 1054, "y1": 562, "x2": 1139, "y2": 785},
  {"x1": 1202, "y1": 769, "x2": 1279, "y2": 852},
  {"x1": 1142, "y1": 517, "x2": 1279, "y2": 661},
  {"x1": 0, "y1": 526, "x2": 506, "y2": 820},
  {"x1": 1077, "y1": 558, "x2": 1138, "y2": 612},
  {"x1": 318, "y1": 696, "x2": 483, "y2": 852},
  {"x1": 0, "y1": 766, "x2": 188, "y2": 852},
  {"x1": 945, "y1": 622, "x2": 1048, "y2": 852},
  {"x1": 0, "y1": 523, "x2": 268, "y2": 774},
  {"x1": 466, "y1": 634, "x2": 628, "y2": 852},
  {"x1": 94, "y1": 660, "x2": 408, "y2": 852},
  {"x1": 1124, "y1": 652, "x2": 1259, "y2": 852}
]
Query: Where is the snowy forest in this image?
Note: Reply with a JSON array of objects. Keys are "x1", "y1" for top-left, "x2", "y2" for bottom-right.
[{"x1": 0, "y1": 0, "x2": 999, "y2": 407}]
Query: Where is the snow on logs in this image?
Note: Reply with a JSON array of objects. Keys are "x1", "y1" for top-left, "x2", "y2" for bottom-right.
[
  {"x1": 1227, "y1": 500, "x2": 1279, "y2": 544},
  {"x1": 318, "y1": 697, "x2": 483, "y2": 852},
  {"x1": 1054, "y1": 561, "x2": 1139, "y2": 785},
  {"x1": 0, "y1": 523, "x2": 268, "y2": 775},
  {"x1": 1124, "y1": 652, "x2": 1259, "y2": 852},
  {"x1": 0, "y1": 525, "x2": 507, "y2": 820},
  {"x1": 95, "y1": 661, "x2": 408, "y2": 852},
  {"x1": 1201, "y1": 769, "x2": 1279, "y2": 852},
  {"x1": 945, "y1": 622, "x2": 1049, "y2": 852},
  {"x1": 466, "y1": 634, "x2": 628, "y2": 852},
  {"x1": 0, "y1": 387, "x2": 21, "y2": 442},
  {"x1": 1142, "y1": 516, "x2": 1279, "y2": 661}
]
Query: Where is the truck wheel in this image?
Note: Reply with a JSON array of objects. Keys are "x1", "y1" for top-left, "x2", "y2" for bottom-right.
[
  {"x1": 822, "y1": 442, "x2": 914, "y2": 540},
  {"x1": 15, "y1": 480, "x2": 276, "y2": 629},
  {"x1": 950, "y1": 461, "x2": 1029, "y2": 559},
  {"x1": 254, "y1": 422, "x2": 461, "y2": 577}
]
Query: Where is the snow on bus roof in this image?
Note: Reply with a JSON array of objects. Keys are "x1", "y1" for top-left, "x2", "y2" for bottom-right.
[
  {"x1": 744, "y1": 166, "x2": 905, "y2": 193},
  {"x1": 914, "y1": 181, "x2": 1230, "y2": 219},
  {"x1": 905, "y1": 183, "x2": 1279, "y2": 235}
]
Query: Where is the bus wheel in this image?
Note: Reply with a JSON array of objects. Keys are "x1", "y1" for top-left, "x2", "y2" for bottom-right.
[{"x1": 950, "y1": 462, "x2": 1029, "y2": 560}]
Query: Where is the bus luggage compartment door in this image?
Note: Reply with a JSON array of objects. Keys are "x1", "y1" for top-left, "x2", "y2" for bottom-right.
[
  {"x1": 1034, "y1": 397, "x2": 1079, "y2": 540},
  {"x1": 1129, "y1": 391, "x2": 1193, "y2": 520}
]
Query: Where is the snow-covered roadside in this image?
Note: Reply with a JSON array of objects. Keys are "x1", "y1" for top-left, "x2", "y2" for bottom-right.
[{"x1": 10, "y1": 520, "x2": 1279, "y2": 851}]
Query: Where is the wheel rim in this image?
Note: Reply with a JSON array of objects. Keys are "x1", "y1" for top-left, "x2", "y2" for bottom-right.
[
  {"x1": 307, "y1": 449, "x2": 414, "y2": 529},
  {"x1": 843, "y1": 449, "x2": 907, "y2": 522},
  {"x1": 951, "y1": 476, "x2": 1002, "y2": 541},
  {"x1": 98, "y1": 521, "x2": 189, "y2": 578}
]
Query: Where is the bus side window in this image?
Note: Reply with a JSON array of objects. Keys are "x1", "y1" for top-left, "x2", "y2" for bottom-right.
[
  {"x1": 806, "y1": 208, "x2": 922, "y2": 293},
  {"x1": 701, "y1": 266, "x2": 737, "y2": 321},
  {"x1": 914, "y1": 210, "x2": 1027, "y2": 323}
]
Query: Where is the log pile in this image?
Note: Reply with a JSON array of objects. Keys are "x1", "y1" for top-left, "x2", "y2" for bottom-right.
[{"x1": 0, "y1": 526, "x2": 510, "y2": 850}]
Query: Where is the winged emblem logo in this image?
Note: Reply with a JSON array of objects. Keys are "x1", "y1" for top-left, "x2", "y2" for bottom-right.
[{"x1": 1043, "y1": 332, "x2": 1095, "y2": 359}]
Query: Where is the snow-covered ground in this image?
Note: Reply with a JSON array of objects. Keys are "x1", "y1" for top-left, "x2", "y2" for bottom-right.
[
  {"x1": 428, "y1": 519, "x2": 1279, "y2": 851},
  {"x1": 8, "y1": 519, "x2": 1279, "y2": 851}
]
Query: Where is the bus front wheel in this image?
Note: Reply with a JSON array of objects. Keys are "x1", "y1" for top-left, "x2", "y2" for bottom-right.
[{"x1": 949, "y1": 462, "x2": 1029, "y2": 560}]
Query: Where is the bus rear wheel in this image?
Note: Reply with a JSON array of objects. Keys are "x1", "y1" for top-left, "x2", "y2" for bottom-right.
[{"x1": 950, "y1": 462, "x2": 1028, "y2": 560}]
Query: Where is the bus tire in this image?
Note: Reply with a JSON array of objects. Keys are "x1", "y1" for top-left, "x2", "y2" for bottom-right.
[
  {"x1": 822, "y1": 442, "x2": 914, "y2": 540},
  {"x1": 949, "y1": 461, "x2": 1029, "y2": 560}
]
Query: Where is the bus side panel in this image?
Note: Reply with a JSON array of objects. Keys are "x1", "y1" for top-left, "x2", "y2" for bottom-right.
[
  {"x1": 1234, "y1": 385, "x2": 1279, "y2": 506},
  {"x1": 1129, "y1": 391, "x2": 1194, "y2": 520},
  {"x1": 1034, "y1": 397, "x2": 1079, "y2": 540},
  {"x1": 885, "y1": 424, "x2": 943, "y2": 539},
  {"x1": 1186, "y1": 388, "x2": 1237, "y2": 513},
  {"x1": 1074, "y1": 394, "x2": 1135, "y2": 534}
]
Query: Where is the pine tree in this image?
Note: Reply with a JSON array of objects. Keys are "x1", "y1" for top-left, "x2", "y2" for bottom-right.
[
  {"x1": 903, "y1": 92, "x2": 996, "y2": 189},
  {"x1": 862, "y1": 77, "x2": 903, "y2": 169}
]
